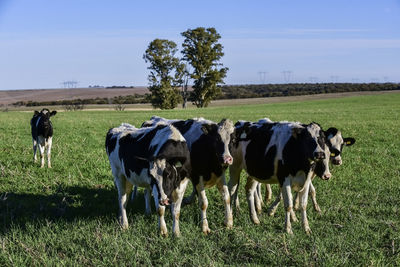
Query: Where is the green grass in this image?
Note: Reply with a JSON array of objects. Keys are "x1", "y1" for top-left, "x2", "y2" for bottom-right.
[{"x1": 1, "y1": 93, "x2": 400, "y2": 265}]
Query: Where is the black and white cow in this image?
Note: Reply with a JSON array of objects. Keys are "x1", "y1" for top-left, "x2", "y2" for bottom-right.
[
  {"x1": 142, "y1": 116, "x2": 235, "y2": 234},
  {"x1": 30, "y1": 108, "x2": 57, "y2": 168},
  {"x1": 259, "y1": 125, "x2": 356, "y2": 216},
  {"x1": 105, "y1": 123, "x2": 191, "y2": 237},
  {"x1": 229, "y1": 119, "x2": 332, "y2": 234}
]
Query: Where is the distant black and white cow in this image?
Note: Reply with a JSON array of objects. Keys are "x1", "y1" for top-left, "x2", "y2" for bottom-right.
[
  {"x1": 105, "y1": 123, "x2": 191, "y2": 237},
  {"x1": 229, "y1": 119, "x2": 332, "y2": 234},
  {"x1": 142, "y1": 116, "x2": 235, "y2": 234},
  {"x1": 30, "y1": 108, "x2": 57, "y2": 168}
]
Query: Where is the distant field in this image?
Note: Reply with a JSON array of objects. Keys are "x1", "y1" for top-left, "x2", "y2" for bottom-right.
[
  {"x1": 0, "y1": 87, "x2": 149, "y2": 106},
  {"x1": 0, "y1": 93, "x2": 399, "y2": 265}
]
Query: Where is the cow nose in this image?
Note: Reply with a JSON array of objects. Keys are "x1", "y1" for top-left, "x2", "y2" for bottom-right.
[
  {"x1": 159, "y1": 198, "x2": 170, "y2": 206},
  {"x1": 322, "y1": 173, "x2": 331, "y2": 180},
  {"x1": 332, "y1": 159, "x2": 342, "y2": 165},
  {"x1": 224, "y1": 155, "x2": 233, "y2": 165},
  {"x1": 313, "y1": 152, "x2": 325, "y2": 160}
]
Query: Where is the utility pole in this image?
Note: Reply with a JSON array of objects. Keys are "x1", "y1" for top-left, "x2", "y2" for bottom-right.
[{"x1": 282, "y1": 70, "x2": 292, "y2": 83}]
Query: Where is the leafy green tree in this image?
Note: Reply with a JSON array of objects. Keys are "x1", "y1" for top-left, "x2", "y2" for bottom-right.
[
  {"x1": 143, "y1": 39, "x2": 183, "y2": 109},
  {"x1": 181, "y1": 27, "x2": 228, "y2": 107}
]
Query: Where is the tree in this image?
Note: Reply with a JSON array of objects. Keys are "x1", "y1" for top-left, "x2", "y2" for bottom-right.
[
  {"x1": 143, "y1": 39, "x2": 183, "y2": 109},
  {"x1": 181, "y1": 27, "x2": 228, "y2": 108},
  {"x1": 180, "y1": 64, "x2": 190, "y2": 109}
]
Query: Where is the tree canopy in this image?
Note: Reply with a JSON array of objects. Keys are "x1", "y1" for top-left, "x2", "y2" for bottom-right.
[
  {"x1": 181, "y1": 27, "x2": 228, "y2": 107},
  {"x1": 143, "y1": 39, "x2": 183, "y2": 109}
]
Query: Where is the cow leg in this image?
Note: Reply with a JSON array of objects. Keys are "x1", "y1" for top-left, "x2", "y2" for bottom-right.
[
  {"x1": 32, "y1": 138, "x2": 38, "y2": 163},
  {"x1": 309, "y1": 182, "x2": 321, "y2": 214},
  {"x1": 152, "y1": 185, "x2": 168, "y2": 237},
  {"x1": 265, "y1": 184, "x2": 272, "y2": 204},
  {"x1": 171, "y1": 178, "x2": 189, "y2": 237},
  {"x1": 254, "y1": 182, "x2": 263, "y2": 214},
  {"x1": 115, "y1": 176, "x2": 130, "y2": 229},
  {"x1": 144, "y1": 187, "x2": 152, "y2": 215},
  {"x1": 245, "y1": 176, "x2": 260, "y2": 224},
  {"x1": 130, "y1": 186, "x2": 138, "y2": 202},
  {"x1": 299, "y1": 179, "x2": 312, "y2": 235},
  {"x1": 182, "y1": 185, "x2": 196, "y2": 205},
  {"x1": 38, "y1": 143, "x2": 45, "y2": 168},
  {"x1": 228, "y1": 165, "x2": 241, "y2": 211},
  {"x1": 46, "y1": 136, "x2": 52, "y2": 168},
  {"x1": 216, "y1": 175, "x2": 233, "y2": 229},
  {"x1": 267, "y1": 190, "x2": 282, "y2": 217},
  {"x1": 281, "y1": 178, "x2": 294, "y2": 234},
  {"x1": 294, "y1": 192, "x2": 300, "y2": 211},
  {"x1": 267, "y1": 188, "x2": 297, "y2": 221},
  {"x1": 196, "y1": 177, "x2": 210, "y2": 234}
]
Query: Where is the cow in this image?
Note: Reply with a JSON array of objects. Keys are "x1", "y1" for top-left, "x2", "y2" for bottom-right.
[
  {"x1": 105, "y1": 122, "x2": 191, "y2": 237},
  {"x1": 229, "y1": 119, "x2": 333, "y2": 234},
  {"x1": 142, "y1": 116, "x2": 235, "y2": 234},
  {"x1": 261, "y1": 126, "x2": 356, "y2": 216},
  {"x1": 231, "y1": 120, "x2": 356, "y2": 215},
  {"x1": 30, "y1": 108, "x2": 57, "y2": 168}
]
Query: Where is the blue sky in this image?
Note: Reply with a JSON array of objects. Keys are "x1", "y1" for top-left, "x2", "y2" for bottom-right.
[{"x1": 0, "y1": 0, "x2": 399, "y2": 90}]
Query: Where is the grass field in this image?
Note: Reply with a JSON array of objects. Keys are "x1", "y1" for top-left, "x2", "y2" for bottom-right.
[{"x1": 1, "y1": 93, "x2": 399, "y2": 265}]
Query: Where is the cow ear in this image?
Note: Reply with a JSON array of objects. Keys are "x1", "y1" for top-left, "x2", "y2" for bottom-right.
[
  {"x1": 325, "y1": 127, "x2": 338, "y2": 138},
  {"x1": 201, "y1": 124, "x2": 217, "y2": 135},
  {"x1": 50, "y1": 111, "x2": 57, "y2": 117},
  {"x1": 201, "y1": 125, "x2": 210, "y2": 134},
  {"x1": 343, "y1": 137, "x2": 355, "y2": 146},
  {"x1": 34, "y1": 111, "x2": 39, "y2": 116},
  {"x1": 330, "y1": 148, "x2": 340, "y2": 157},
  {"x1": 291, "y1": 127, "x2": 303, "y2": 139}
]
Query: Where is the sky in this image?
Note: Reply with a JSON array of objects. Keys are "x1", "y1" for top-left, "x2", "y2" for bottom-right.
[{"x1": 0, "y1": 0, "x2": 399, "y2": 90}]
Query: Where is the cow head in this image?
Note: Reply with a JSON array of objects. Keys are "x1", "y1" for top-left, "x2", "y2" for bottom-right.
[
  {"x1": 292, "y1": 123, "x2": 332, "y2": 180},
  {"x1": 150, "y1": 141, "x2": 191, "y2": 206},
  {"x1": 325, "y1": 127, "x2": 356, "y2": 165},
  {"x1": 201, "y1": 119, "x2": 234, "y2": 167}
]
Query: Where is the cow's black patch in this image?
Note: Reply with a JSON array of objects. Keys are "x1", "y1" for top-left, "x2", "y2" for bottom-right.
[
  {"x1": 172, "y1": 120, "x2": 195, "y2": 136},
  {"x1": 118, "y1": 125, "x2": 167, "y2": 178},
  {"x1": 190, "y1": 132, "x2": 225, "y2": 184},
  {"x1": 105, "y1": 130, "x2": 117, "y2": 154},
  {"x1": 245, "y1": 124, "x2": 275, "y2": 181}
]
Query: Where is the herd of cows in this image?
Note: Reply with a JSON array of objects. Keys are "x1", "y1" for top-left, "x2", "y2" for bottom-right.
[{"x1": 30, "y1": 108, "x2": 355, "y2": 237}]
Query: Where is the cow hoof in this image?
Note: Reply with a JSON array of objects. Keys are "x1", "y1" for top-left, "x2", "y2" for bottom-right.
[
  {"x1": 314, "y1": 206, "x2": 322, "y2": 214},
  {"x1": 160, "y1": 232, "x2": 168, "y2": 237},
  {"x1": 160, "y1": 229, "x2": 168, "y2": 237},
  {"x1": 202, "y1": 228, "x2": 211, "y2": 235},
  {"x1": 121, "y1": 224, "x2": 129, "y2": 230},
  {"x1": 305, "y1": 228, "x2": 312, "y2": 235},
  {"x1": 252, "y1": 218, "x2": 260, "y2": 225},
  {"x1": 286, "y1": 228, "x2": 293, "y2": 235},
  {"x1": 267, "y1": 210, "x2": 275, "y2": 217},
  {"x1": 173, "y1": 231, "x2": 181, "y2": 238},
  {"x1": 225, "y1": 220, "x2": 233, "y2": 229},
  {"x1": 291, "y1": 214, "x2": 298, "y2": 222}
]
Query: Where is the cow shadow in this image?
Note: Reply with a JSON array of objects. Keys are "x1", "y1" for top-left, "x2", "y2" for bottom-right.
[{"x1": 0, "y1": 185, "x2": 151, "y2": 234}]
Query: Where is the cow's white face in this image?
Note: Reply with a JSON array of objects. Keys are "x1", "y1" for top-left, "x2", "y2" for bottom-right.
[
  {"x1": 305, "y1": 123, "x2": 332, "y2": 180},
  {"x1": 325, "y1": 128, "x2": 356, "y2": 165},
  {"x1": 217, "y1": 119, "x2": 234, "y2": 166},
  {"x1": 306, "y1": 123, "x2": 328, "y2": 160}
]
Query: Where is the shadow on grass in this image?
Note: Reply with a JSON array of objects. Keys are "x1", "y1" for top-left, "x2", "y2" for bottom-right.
[{"x1": 0, "y1": 185, "x2": 151, "y2": 234}]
